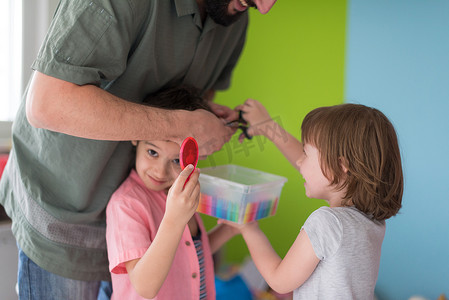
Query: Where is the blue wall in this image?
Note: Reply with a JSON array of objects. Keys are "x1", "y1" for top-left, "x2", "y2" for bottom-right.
[{"x1": 345, "y1": 1, "x2": 449, "y2": 299}]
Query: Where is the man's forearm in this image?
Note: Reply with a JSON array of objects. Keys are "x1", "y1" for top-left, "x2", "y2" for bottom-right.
[
  {"x1": 26, "y1": 71, "x2": 182, "y2": 142},
  {"x1": 26, "y1": 71, "x2": 235, "y2": 156}
]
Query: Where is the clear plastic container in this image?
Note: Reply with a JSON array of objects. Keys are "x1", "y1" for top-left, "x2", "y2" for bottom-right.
[{"x1": 198, "y1": 164, "x2": 287, "y2": 223}]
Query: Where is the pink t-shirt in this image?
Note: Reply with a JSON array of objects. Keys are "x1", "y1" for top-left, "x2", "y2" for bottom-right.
[{"x1": 106, "y1": 170, "x2": 216, "y2": 300}]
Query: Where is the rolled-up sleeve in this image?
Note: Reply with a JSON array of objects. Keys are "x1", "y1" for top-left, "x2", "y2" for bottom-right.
[{"x1": 32, "y1": 0, "x2": 146, "y2": 86}]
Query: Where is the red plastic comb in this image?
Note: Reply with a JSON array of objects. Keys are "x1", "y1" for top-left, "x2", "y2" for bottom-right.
[{"x1": 179, "y1": 137, "x2": 198, "y2": 187}]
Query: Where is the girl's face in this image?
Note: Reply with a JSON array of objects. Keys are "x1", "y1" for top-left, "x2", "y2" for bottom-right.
[
  {"x1": 296, "y1": 143, "x2": 337, "y2": 204},
  {"x1": 133, "y1": 140, "x2": 181, "y2": 193}
]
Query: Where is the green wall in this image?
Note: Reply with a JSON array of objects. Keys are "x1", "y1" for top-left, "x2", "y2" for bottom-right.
[{"x1": 199, "y1": 0, "x2": 347, "y2": 263}]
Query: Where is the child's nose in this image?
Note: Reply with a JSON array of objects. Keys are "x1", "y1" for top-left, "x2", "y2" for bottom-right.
[{"x1": 154, "y1": 161, "x2": 169, "y2": 177}]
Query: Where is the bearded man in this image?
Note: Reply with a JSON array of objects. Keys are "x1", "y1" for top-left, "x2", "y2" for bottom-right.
[{"x1": 0, "y1": 0, "x2": 277, "y2": 299}]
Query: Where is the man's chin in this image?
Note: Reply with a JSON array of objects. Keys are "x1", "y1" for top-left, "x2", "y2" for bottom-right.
[
  {"x1": 212, "y1": 11, "x2": 245, "y2": 26},
  {"x1": 205, "y1": 0, "x2": 245, "y2": 26}
]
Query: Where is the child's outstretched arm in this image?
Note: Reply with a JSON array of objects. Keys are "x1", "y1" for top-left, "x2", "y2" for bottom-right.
[
  {"x1": 224, "y1": 220, "x2": 320, "y2": 294},
  {"x1": 125, "y1": 165, "x2": 200, "y2": 299},
  {"x1": 237, "y1": 99, "x2": 303, "y2": 171},
  {"x1": 207, "y1": 223, "x2": 240, "y2": 254}
]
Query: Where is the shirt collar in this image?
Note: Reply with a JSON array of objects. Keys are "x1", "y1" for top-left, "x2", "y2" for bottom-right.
[
  {"x1": 174, "y1": 0, "x2": 199, "y2": 17},
  {"x1": 174, "y1": 0, "x2": 219, "y2": 31}
]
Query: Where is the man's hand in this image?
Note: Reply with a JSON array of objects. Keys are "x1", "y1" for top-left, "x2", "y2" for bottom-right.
[
  {"x1": 208, "y1": 101, "x2": 239, "y2": 123},
  {"x1": 178, "y1": 109, "x2": 236, "y2": 157}
]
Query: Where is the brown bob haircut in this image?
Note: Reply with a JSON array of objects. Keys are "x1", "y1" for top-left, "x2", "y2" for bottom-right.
[{"x1": 301, "y1": 104, "x2": 403, "y2": 221}]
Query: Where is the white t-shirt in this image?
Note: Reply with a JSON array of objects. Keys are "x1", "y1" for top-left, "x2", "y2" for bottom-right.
[{"x1": 294, "y1": 206, "x2": 385, "y2": 300}]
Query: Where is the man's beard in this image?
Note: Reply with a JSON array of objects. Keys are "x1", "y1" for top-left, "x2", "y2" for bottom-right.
[{"x1": 204, "y1": 0, "x2": 245, "y2": 26}]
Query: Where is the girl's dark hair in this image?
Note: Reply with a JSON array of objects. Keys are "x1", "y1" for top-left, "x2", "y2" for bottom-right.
[
  {"x1": 301, "y1": 104, "x2": 403, "y2": 221},
  {"x1": 142, "y1": 85, "x2": 211, "y2": 112}
]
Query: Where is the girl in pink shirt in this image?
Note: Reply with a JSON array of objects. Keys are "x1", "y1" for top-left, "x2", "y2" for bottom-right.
[{"x1": 106, "y1": 86, "x2": 239, "y2": 300}]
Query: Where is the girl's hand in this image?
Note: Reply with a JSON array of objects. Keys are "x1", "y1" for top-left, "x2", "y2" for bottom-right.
[
  {"x1": 217, "y1": 219, "x2": 260, "y2": 234},
  {"x1": 235, "y1": 99, "x2": 275, "y2": 138},
  {"x1": 215, "y1": 220, "x2": 241, "y2": 237},
  {"x1": 165, "y1": 165, "x2": 201, "y2": 225}
]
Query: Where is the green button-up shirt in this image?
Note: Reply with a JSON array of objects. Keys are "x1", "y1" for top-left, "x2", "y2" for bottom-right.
[{"x1": 0, "y1": 0, "x2": 247, "y2": 281}]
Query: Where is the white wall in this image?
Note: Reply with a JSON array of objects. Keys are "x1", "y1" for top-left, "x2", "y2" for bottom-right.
[
  {"x1": 0, "y1": 223, "x2": 19, "y2": 300},
  {"x1": 0, "y1": 122, "x2": 12, "y2": 153},
  {"x1": 0, "y1": 3, "x2": 59, "y2": 299},
  {"x1": 21, "y1": 0, "x2": 59, "y2": 91},
  {"x1": 0, "y1": 0, "x2": 58, "y2": 145}
]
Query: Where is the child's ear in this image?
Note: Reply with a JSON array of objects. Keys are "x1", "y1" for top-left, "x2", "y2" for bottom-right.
[
  {"x1": 339, "y1": 157, "x2": 349, "y2": 173},
  {"x1": 131, "y1": 140, "x2": 138, "y2": 146}
]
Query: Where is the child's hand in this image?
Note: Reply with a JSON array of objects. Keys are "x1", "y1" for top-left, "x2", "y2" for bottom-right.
[
  {"x1": 217, "y1": 219, "x2": 260, "y2": 234},
  {"x1": 165, "y1": 165, "x2": 200, "y2": 225},
  {"x1": 215, "y1": 220, "x2": 241, "y2": 237},
  {"x1": 236, "y1": 99, "x2": 274, "y2": 139}
]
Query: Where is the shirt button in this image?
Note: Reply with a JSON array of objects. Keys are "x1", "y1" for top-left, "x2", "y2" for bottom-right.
[
  {"x1": 192, "y1": 273, "x2": 197, "y2": 278},
  {"x1": 185, "y1": 241, "x2": 191, "y2": 246}
]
